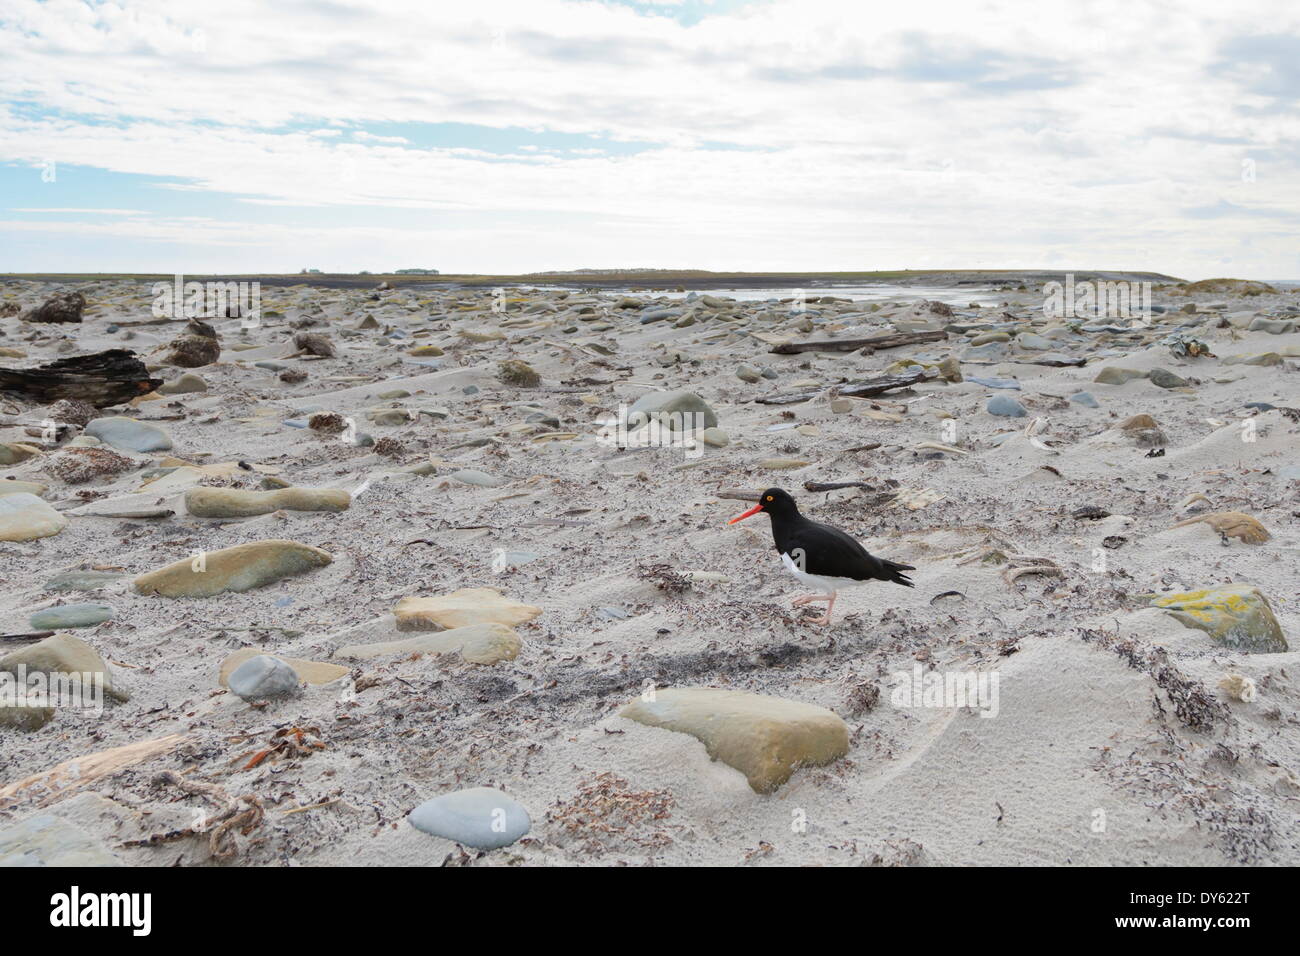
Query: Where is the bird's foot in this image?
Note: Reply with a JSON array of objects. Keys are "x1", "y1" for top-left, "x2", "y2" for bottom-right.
[
  {"x1": 791, "y1": 594, "x2": 821, "y2": 607},
  {"x1": 800, "y1": 593, "x2": 837, "y2": 625}
]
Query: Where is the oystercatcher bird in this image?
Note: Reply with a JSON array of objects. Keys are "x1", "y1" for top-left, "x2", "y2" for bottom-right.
[{"x1": 728, "y1": 487, "x2": 915, "y2": 625}]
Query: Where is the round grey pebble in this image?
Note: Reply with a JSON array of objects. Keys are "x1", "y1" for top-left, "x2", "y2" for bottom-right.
[
  {"x1": 408, "y1": 787, "x2": 531, "y2": 850},
  {"x1": 227, "y1": 655, "x2": 301, "y2": 701}
]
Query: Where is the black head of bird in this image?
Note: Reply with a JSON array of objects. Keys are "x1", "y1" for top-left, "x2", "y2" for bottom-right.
[{"x1": 727, "y1": 487, "x2": 798, "y2": 524}]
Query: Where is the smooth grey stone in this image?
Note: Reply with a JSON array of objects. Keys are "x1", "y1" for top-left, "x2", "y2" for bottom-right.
[
  {"x1": 963, "y1": 343, "x2": 1009, "y2": 362},
  {"x1": 84, "y1": 417, "x2": 172, "y2": 453},
  {"x1": 451, "y1": 469, "x2": 504, "y2": 488},
  {"x1": 44, "y1": 571, "x2": 124, "y2": 592},
  {"x1": 627, "y1": 390, "x2": 718, "y2": 431},
  {"x1": 1015, "y1": 333, "x2": 1053, "y2": 350},
  {"x1": 968, "y1": 376, "x2": 1021, "y2": 390},
  {"x1": 987, "y1": 395, "x2": 1027, "y2": 417},
  {"x1": 408, "y1": 787, "x2": 531, "y2": 850},
  {"x1": 1069, "y1": 391, "x2": 1100, "y2": 408},
  {"x1": 1248, "y1": 317, "x2": 1295, "y2": 334},
  {"x1": 29, "y1": 603, "x2": 115, "y2": 630},
  {"x1": 598, "y1": 607, "x2": 630, "y2": 620},
  {"x1": 525, "y1": 412, "x2": 560, "y2": 428},
  {"x1": 255, "y1": 361, "x2": 287, "y2": 371},
  {"x1": 227, "y1": 655, "x2": 301, "y2": 701},
  {"x1": 1150, "y1": 368, "x2": 1190, "y2": 389}
]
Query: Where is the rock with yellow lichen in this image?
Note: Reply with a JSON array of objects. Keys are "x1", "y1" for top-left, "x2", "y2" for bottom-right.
[{"x1": 1151, "y1": 584, "x2": 1287, "y2": 653}]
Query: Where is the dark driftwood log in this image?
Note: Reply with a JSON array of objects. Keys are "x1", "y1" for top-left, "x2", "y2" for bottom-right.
[
  {"x1": 770, "y1": 330, "x2": 948, "y2": 354},
  {"x1": 0, "y1": 349, "x2": 162, "y2": 408},
  {"x1": 755, "y1": 368, "x2": 936, "y2": 405},
  {"x1": 803, "y1": 480, "x2": 877, "y2": 492}
]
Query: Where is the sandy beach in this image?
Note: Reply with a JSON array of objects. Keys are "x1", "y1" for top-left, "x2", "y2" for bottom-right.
[{"x1": 0, "y1": 274, "x2": 1295, "y2": 866}]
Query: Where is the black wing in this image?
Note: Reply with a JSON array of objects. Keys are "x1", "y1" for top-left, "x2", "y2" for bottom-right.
[{"x1": 779, "y1": 518, "x2": 915, "y2": 586}]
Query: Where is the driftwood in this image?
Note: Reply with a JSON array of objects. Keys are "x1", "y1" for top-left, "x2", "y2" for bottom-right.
[
  {"x1": 717, "y1": 488, "x2": 762, "y2": 502},
  {"x1": 770, "y1": 330, "x2": 947, "y2": 354},
  {"x1": 0, "y1": 349, "x2": 162, "y2": 408},
  {"x1": 1013, "y1": 356, "x2": 1087, "y2": 368},
  {"x1": 756, "y1": 368, "x2": 936, "y2": 405},
  {"x1": 0, "y1": 631, "x2": 55, "y2": 643},
  {"x1": 0, "y1": 733, "x2": 190, "y2": 809},
  {"x1": 803, "y1": 480, "x2": 877, "y2": 492}
]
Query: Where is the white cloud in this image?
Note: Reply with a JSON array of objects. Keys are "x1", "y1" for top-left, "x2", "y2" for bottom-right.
[{"x1": 1, "y1": 0, "x2": 1298, "y2": 276}]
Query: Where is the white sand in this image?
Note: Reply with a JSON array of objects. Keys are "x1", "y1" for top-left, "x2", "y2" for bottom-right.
[{"x1": 0, "y1": 278, "x2": 1297, "y2": 866}]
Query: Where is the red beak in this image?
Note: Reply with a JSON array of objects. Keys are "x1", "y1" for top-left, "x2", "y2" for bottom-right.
[{"x1": 727, "y1": 503, "x2": 764, "y2": 525}]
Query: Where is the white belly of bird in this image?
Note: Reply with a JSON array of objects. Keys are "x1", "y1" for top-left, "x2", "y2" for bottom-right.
[{"x1": 779, "y1": 551, "x2": 868, "y2": 593}]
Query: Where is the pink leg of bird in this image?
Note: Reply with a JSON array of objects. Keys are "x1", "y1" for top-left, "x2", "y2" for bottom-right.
[
  {"x1": 791, "y1": 594, "x2": 829, "y2": 607},
  {"x1": 805, "y1": 591, "x2": 838, "y2": 625}
]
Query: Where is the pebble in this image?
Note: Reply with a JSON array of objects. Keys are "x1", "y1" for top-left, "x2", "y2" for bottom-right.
[
  {"x1": 1093, "y1": 367, "x2": 1149, "y2": 385},
  {"x1": 0, "y1": 442, "x2": 40, "y2": 465},
  {"x1": 450, "y1": 469, "x2": 505, "y2": 488},
  {"x1": 184, "y1": 486, "x2": 351, "y2": 517},
  {"x1": 158, "y1": 373, "x2": 207, "y2": 394},
  {"x1": 0, "y1": 632, "x2": 129, "y2": 702},
  {"x1": 627, "y1": 390, "x2": 719, "y2": 431},
  {"x1": 227, "y1": 655, "x2": 302, "y2": 701},
  {"x1": 394, "y1": 587, "x2": 542, "y2": 630},
  {"x1": 620, "y1": 687, "x2": 849, "y2": 793},
  {"x1": 0, "y1": 493, "x2": 68, "y2": 542},
  {"x1": 29, "y1": 603, "x2": 116, "y2": 630},
  {"x1": 1151, "y1": 584, "x2": 1287, "y2": 653},
  {"x1": 337, "y1": 622, "x2": 522, "y2": 665},
  {"x1": 968, "y1": 376, "x2": 1021, "y2": 390},
  {"x1": 0, "y1": 479, "x2": 48, "y2": 497},
  {"x1": 1149, "y1": 368, "x2": 1190, "y2": 389},
  {"x1": 1069, "y1": 391, "x2": 1100, "y2": 408},
  {"x1": 84, "y1": 417, "x2": 173, "y2": 453},
  {"x1": 44, "y1": 571, "x2": 125, "y2": 592},
  {"x1": 987, "y1": 395, "x2": 1027, "y2": 417},
  {"x1": 220, "y1": 648, "x2": 350, "y2": 687},
  {"x1": 133, "y1": 539, "x2": 333, "y2": 598},
  {"x1": 408, "y1": 787, "x2": 531, "y2": 849}
]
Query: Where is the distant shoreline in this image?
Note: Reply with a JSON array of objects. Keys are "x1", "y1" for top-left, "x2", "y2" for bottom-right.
[{"x1": 0, "y1": 269, "x2": 1185, "y2": 291}]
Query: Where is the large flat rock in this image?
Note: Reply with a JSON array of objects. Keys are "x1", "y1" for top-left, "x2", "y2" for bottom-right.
[
  {"x1": 133, "y1": 539, "x2": 332, "y2": 598},
  {"x1": 336, "y1": 622, "x2": 521, "y2": 665},
  {"x1": 393, "y1": 587, "x2": 541, "y2": 630},
  {"x1": 620, "y1": 687, "x2": 850, "y2": 793}
]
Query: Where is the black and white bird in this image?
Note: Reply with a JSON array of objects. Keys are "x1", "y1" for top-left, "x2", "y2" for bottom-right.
[{"x1": 728, "y1": 487, "x2": 915, "y2": 625}]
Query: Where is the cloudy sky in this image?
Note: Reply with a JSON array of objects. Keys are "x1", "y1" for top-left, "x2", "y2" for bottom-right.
[{"x1": 2, "y1": 0, "x2": 1298, "y2": 278}]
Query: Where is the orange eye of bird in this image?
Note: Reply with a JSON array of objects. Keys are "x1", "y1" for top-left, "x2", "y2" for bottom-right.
[{"x1": 766, "y1": 495, "x2": 773, "y2": 501}]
